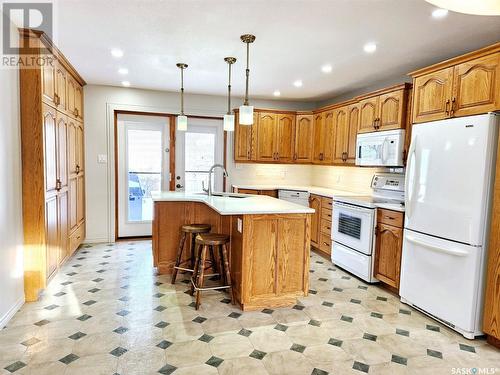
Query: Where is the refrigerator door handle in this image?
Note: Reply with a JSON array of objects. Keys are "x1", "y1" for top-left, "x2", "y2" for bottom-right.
[
  {"x1": 406, "y1": 234, "x2": 469, "y2": 257},
  {"x1": 405, "y1": 136, "x2": 417, "y2": 218}
]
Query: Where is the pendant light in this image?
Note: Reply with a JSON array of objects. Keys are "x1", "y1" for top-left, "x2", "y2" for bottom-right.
[
  {"x1": 425, "y1": 0, "x2": 500, "y2": 15},
  {"x1": 176, "y1": 63, "x2": 188, "y2": 131},
  {"x1": 223, "y1": 57, "x2": 237, "y2": 131},
  {"x1": 239, "y1": 34, "x2": 256, "y2": 125}
]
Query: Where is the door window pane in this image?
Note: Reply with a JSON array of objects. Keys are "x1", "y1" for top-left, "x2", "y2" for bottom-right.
[
  {"x1": 127, "y1": 129, "x2": 162, "y2": 221},
  {"x1": 185, "y1": 132, "x2": 215, "y2": 192}
]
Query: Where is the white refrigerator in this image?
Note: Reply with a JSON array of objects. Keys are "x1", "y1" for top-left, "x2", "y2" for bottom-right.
[{"x1": 400, "y1": 113, "x2": 499, "y2": 339}]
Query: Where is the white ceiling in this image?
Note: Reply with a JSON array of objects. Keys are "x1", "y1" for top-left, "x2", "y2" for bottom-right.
[{"x1": 54, "y1": 0, "x2": 500, "y2": 101}]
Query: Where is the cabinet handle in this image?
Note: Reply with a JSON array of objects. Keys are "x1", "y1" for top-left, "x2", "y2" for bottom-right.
[
  {"x1": 294, "y1": 152, "x2": 297, "y2": 160},
  {"x1": 56, "y1": 179, "x2": 61, "y2": 191},
  {"x1": 450, "y1": 97, "x2": 456, "y2": 117},
  {"x1": 76, "y1": 165, "x2": 80, "y2": 174},
  {"x1": 445, "y1": 99, "x2": 450, "y2": 116},
  {"x1": 74, "y1": 108, "x2": 79, "y2": 117},
  {"x1": 247, "y1": 150, "x2": 250, "y2": 159}
]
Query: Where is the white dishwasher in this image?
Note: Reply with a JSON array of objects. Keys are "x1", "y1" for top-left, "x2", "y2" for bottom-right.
[{"x1": 278, "y1": 190, "x2": 310, "y2": 207}]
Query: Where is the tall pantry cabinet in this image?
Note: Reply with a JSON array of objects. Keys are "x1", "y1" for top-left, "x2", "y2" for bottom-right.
[{"x1": 19, "y1": 29, "x2": 86, "y2": 301}]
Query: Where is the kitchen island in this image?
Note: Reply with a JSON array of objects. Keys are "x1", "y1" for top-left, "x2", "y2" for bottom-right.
[{"x1": 152, "y1": 191, "x2": 314, "y2": 310}]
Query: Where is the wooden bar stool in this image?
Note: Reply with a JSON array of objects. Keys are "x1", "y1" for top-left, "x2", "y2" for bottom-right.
[
  {"x1": 171, "y1": 224, "x2": 213, "y2": 284},
  {"x1": 191, "y1": 233, "x2": 233, "y2": 310}
]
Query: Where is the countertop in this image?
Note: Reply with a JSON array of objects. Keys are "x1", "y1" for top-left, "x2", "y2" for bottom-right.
[
  {"x1": 151, "y1": 191, "x2": 315, "y2": 215},
  {"x1": 232, "y1": 184, "x2": 361, "y2": 199},
  {"x1": 232, "y1": 184, "x2": 405, "y2": 212}
]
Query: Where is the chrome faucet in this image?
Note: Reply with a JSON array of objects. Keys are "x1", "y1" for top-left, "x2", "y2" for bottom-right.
[{"x1": 202, "y1": 164, "x2": 228, "y2": 196}]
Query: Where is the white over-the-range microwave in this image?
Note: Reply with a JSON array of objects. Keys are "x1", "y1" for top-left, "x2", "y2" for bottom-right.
[{"x1": 355, "y1": 129, "x2": 405, "y2": 167}]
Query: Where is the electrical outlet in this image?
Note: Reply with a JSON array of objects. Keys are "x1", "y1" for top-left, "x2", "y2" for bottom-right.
[{"x1": 97, "y1": 154, "x2": 108, "y2": 164}]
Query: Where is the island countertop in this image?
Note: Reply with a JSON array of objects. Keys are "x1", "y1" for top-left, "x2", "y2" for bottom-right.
[{"x1": 151, "y1": 191, "x2": 315, "y2": 215}]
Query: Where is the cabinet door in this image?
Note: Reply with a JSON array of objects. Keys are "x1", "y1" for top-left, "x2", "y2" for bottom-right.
[
  {"x1": 412, "y1": 67, "x2": 454, "y2": 123},
  {"x1": 67, "y1": 77, "x2": 76, "y2": 117},
  {"x1": 453, "y1": 53, "x2": 500, "y2": 118},
  {"x1": 276, "y1": 114, "x2": 295, "y2": 162},
  {"x1": 43, "y1": 105, "x2": 58, "y2": 195},
  {"x1": 56, "y1": 113, "x2": 68, "y2": 190},
  {"x1": 77, "y1": 123, "x2": 84, "y2": 173},
  {"x1": 346, "y1": 103, "x2": 359, "y2": 164},
  {"x1": 55, "y1": 63, "x2": 67, "y2": 112},
  {"x1": 379, "y1": 89, "x2": 405, "y2": 131},
  {"x1": 58, "y1": 191, "x2": 69, "y2": 265},
  {"x1": 333, "y1": 107, "x2": 348, "y2": 163},
  {"x1": 42, "y1": 59, "x2": 56, "y2": 106},
  {"x1": 358, "y1": 97, "x2": 379, "y2": 133},
  {"x1": 313, "y1": 113, "x2": 324, "y2": 163},
  {"x1": 309, "y1": 195, "x2": 321, "y2": 246},
  {"x1": 322, "y1": 111, "x2": 335, "y2": 164},
  {"x1": 45, "y1": 195, "x2": 59, "y2": 279},
  {"x1": 234, "y1": 112, "x2": 253, "y2": 161},
  {"x1": 75, "y1": 85, "x2": 84, "y2": 120},
  {"x1": 374, "y1": 223, "x2": 403, "y2": 288},
  {"x1": 294, "y1": 115, "x2": 313, "y2": 163},
  {"x1": 277, "y1": 216, "x2": 307, "y2": 294},
  {"x1": 68, "y1": 119, "x2": 78, "y2": 231},
  {"x1": 77, "y1": 175, "x2": 85, "y2": 224},
  {"x1": 256, "y1": 113, "x2": 277, "y2": 161}
]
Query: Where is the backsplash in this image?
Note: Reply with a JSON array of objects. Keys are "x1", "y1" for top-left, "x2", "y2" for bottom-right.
[
  {"x1": 228, "y1": 163, "x2": 312, "y2": 187},
  {"x1": 311, "y1": 165, "x2": 383, "y2": 193}
]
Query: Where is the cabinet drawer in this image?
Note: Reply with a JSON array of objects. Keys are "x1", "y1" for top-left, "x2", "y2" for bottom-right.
[
  {"x1": 321, "y1": 197, "x2": 333, "y2": 210},
  {"x1": 321, "y1": 207, "x2": 333, "y2": 221},
  {"x1": 319, "y1": 233, "x2": 332, "y2": 255},
  {"x1": 320, "y1": 219, "x2": 332, "y2": 235},
  {"x1": 69, "y1": 224, "x2": 85, "y2": 254},
  {"x1": 377, "y1": 208, "x2": 404, "y2": 228}
]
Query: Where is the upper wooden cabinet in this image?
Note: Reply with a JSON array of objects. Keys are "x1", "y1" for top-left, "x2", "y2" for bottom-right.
[
  {"x1": 55, "y1": 62, "x2": 67, "y2": 112},
  {"x1": 256, "y1": 112, "x2": 277, "y2": 161},
  {"x1": 276, "y1": 114, "x2": 295, "y2": 162},
  {"x1": 294, "y1": 114, "x2": 313, "y2": 163},
  {"x1": 358, "y1": 84, "x2": 410, "y2": 133},
  {"x1": 313, "y1": 111, "x2": 334, "y2": 164},
  {"x1": 410, "y1": 43, "x2": 500, "y2": 123},
  {"x1": 333, "y1": 103, "x2": 359, "y2": 165},
  {"x1": 346, "y1": 103, "x2": 359, "y2": 163},
  {"x1": 234, "y1": 111, "x2": 256, "y2": 162}
]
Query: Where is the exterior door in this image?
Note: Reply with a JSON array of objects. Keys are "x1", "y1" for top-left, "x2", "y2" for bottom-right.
[
  {"x1": 117, "y1": 114, "x2": 170, "y2": 238},
  {"x1": 175, "y1": 118, "x2": 224, "y2": 193},
  {"x1": 412, "y1": 67, "x2": 454, "y2": 123}
]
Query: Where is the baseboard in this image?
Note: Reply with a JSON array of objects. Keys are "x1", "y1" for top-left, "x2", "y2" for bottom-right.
[
  {"x1": 82, "y1": 237, "x2": 110, "y2": 244},
  {"x1": 0, "y1": 296, "x2": 25, "y2": 329}
]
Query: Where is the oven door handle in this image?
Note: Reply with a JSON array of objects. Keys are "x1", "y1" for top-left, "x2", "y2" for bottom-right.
[{"x1": 334, "y1": 202, "x2": 374, "y2": 213}]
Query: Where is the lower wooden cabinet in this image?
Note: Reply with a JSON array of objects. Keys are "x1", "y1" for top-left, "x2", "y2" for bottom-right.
[
  {"x1": 233, "y1": 188, "x2": 278, "y2": 198},
  {"x1": 310, "y1": 194, "x2": 333, "y2": 257},
  {"x1": 374, "y1": 209, "x2": 404, "y2": 289}
]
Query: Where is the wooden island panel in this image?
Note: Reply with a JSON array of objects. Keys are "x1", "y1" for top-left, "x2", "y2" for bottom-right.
[{"x1": 153, "y1": 201, "x2": 311, "y2": 310}]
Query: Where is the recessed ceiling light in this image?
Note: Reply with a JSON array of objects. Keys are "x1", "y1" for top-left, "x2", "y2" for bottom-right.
[
  {"x1": 321, "y1": 64, "x2": 333, "y2": 73},
  {"x1": 363, "y1": 42, "x2": 377, "y2": 54},
  {"x1": 273, "y1": 90, "x2": 281, "y2": 97},
  {"x1": 293, "y1": 80, "x2": 303, "y2": 88},
  {"x1": 121, "y1": 81, "x2": 130, "y2": 87},
  {"x1": 111, "y1": 48, "x2": 124, "y2": 58},
  {"x1": 432, "y1": 8, "x2": 449, "y2": 18},
  {"x1": 118, "y1": 68, "x2": 128, "y2": 75}
]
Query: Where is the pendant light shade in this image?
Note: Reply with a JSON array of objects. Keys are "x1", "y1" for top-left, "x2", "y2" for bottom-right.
[
  {"x1": 223, "y1": 114, "x2": 235, "y2": 132},
  {"x1": 425, "y1": 0, "x2": 500, "y2": 15},
  {"x1": 239, "y1": 34, "x2": 256, "y2": 126},
  {"x1": 176, "y1": 63, "x2": 188, "y2": 131},
  {"x1": 223, "y1": 57, "x2": 237, "y2": 132}
]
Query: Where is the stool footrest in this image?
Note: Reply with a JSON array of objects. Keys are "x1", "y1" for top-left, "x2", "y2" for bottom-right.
[{"x1": 190, "y1": 280, "x2": 231, "y2": 292}]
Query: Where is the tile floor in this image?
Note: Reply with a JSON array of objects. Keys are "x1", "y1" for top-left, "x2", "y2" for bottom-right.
[{"x1": 1, "y1": 240, "x2": 499, "y2": 375}]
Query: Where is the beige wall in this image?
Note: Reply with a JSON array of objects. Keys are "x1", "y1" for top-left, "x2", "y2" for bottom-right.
[
  {"x1": 83, "y1": 84, "x2": 314, "y2": 242},
  {"x1": 0, "y1": 20, "x2": 24, "y2": 327},
  {"x1": 311, "y1": 165, "x2": 381, "y2": 194}
]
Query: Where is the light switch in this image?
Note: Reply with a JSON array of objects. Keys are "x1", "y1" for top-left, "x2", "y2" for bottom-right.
[
  {"x1": 237, "y1": 218, "x2": 243, "y2": 233},
  {"x1": 97, "y1": 154, "x2": 108, "y2": 163}
]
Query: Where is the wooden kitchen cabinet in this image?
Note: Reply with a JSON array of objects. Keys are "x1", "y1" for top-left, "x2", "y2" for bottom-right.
[
  {"x1": 346, "y1": 103, "x2": 359, "y2": 163},
  {"x1": 232, "y1": 188, "x2": 278, "y2": 198},
  {"x1": 333, "y1": 103, "x2": 358, "y2": 165},
  {"x1": 374, "y1": 208, "x2": 404, "y2": 289},
  {"x1": 256, "y1": 112, "x2": 277, "y2": 161},
  {"x1": 313, "y1": 111, "x2": 334, "y2": 164},
  {"x1": 410, "y1": 43, "x2": 500, "y2": 123},
  {"x1": 234, "y1": 111, "x2": 256, "y2": 162},
  {"x1": 276, "y1": 114, "x2": 295, "y2": 162},
  {"x1": 358, "y1": 84, "x2": 410, "y2": 133},
  {"x1": 20, "y1": 29, "x2": 86, "y2": 301},
  {"x1": 294, "y1": 114, "x2": 314, "y2": 162},
  {"x1": 309, "y1": 194, "x2": 322, "y2": 247}
]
